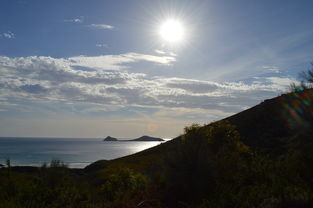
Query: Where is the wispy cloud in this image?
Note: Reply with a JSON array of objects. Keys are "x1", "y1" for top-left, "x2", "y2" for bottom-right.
[
  {"x1": 261, "y1": 66, "x2": 280, "y2": 73},
  {"x1": 89, "y1": 24, "x2": 114, "y2": 30},
  {"x1": 198, "y1": 29, "x2": 313, "y2": 82},
  {"x1": 0, "y1": 31, "x2": 15, "y2": 39},
  {"x1": 68, "y1": 52, "x2": 176, "y2": 70},
  {"x1": 64, "y1": 17, "x2": 84, "y2": 23},
  {"x1": 155, "y1": 49, "x2": 166, "y2": 55},
  {"x1": 155, "y1": 49, "x2": 177, "y2": 57},
  {"x1": 96, "y1": 43, "x2": 108, "y2": 48}
]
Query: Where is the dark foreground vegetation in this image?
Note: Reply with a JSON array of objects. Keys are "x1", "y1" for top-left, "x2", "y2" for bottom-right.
[{"x1": 1, "y1": 88, "x2": 313, "y2": 207}]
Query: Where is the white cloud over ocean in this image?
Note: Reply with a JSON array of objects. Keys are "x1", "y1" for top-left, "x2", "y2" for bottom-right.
[{"x1": 0, "y1": 54, "x2": 293, "y2": 115}]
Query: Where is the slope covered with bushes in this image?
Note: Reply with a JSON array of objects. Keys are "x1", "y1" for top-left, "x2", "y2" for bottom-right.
[{"x1": 1, "y1": 89, "x2": 313, "y2": 207}]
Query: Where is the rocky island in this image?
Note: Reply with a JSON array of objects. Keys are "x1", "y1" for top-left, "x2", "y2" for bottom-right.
[
  {"x1": 128, "y1": 135, "x2": 164, "y2": 141},
  {"x1": 103, "y1": 136, "x2": 118, "y2": 141},
  {"x1": 103, "y1": 135, "x2": 164, "y2": 142}
]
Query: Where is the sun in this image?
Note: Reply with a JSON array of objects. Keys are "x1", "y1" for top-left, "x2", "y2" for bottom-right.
[{"x1": 160, "y1": 19, "x2": 185, "y2": 43}]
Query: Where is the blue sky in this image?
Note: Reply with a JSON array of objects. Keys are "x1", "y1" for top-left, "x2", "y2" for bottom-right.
[{"x1": 0, "y1": 0, "x2": 313, "y2": 138}]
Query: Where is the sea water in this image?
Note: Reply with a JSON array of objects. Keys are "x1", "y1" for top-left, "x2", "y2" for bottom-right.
[{"x1": 0, "y1": 137, "x2": 163, "y2": 168}]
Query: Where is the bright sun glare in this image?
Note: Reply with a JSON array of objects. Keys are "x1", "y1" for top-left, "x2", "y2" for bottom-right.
[{"x1": 160, "y1": 19, "x2": 184, "y2": 43}]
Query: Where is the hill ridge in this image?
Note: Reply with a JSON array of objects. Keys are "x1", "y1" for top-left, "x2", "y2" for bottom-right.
[{"x1": 87, "y1": 89, "x2": 313, "y2": 172}]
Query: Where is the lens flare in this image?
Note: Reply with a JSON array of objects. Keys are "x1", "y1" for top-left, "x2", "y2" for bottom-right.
[{"x1": 279, "y1": 90, "x2": 313, "y2": 128}]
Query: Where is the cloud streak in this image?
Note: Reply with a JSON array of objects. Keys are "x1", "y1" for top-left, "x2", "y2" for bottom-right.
[
  {"x1": 68, "y1": 53, "x2": 175, "y2": 70},
  {"x1": 96, "y1": 43, "x2": 108, "y2": 48},
  {"x1": 89, "y1": 24, "x2": 114, "y2": 30},
  {"x1": 64, "y1": 17, "x2": 84, "y2": 23}
]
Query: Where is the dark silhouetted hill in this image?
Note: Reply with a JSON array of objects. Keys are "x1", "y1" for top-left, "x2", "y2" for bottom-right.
[
  {"x1": 86, "y1": 89, "x2": 313, "y2": 172},
  {"x1": 226, "y1": 89, "x2": 313, "y2": 153}
]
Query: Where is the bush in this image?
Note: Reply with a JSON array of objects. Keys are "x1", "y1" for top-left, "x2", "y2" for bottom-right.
[{"x1": 100, "y1": 167, "x2": 147, "y2": 202}]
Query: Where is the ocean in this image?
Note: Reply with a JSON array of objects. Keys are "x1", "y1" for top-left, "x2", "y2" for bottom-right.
[{"x1": 0, "y1": 137, "x2": 163, "y2": 168}]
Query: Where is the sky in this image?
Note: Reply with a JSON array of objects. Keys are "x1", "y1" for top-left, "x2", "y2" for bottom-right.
[{"x1": 0, "y1": 0, "x2": 313, "y2": 138}]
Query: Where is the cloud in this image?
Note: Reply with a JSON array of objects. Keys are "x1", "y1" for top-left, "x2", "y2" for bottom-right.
[
  {"x1": 1, "y1": 31, "x2": 15, "y2": 39},
  {"x1": 96, "y1": 43, "x2": 108, "y2": 48},
  {"x1": 155, "y1": 49, "x2": 177, "y2": 57},
  {"x1": 155, "y1": 49, "x2": 166, "y2": 55},
  {"x1": 0, "y1": 54, "x2": 292, "y2": 119},
  {"x1": 165, "y1": 78, "x2": 219, "y2": 93},
  {"x1": 89, "y1": 24, "x2": 114, "y2": 30},
  {"x1": 123, "y1": 53, "x2": 176, "y2": 65},
  {"x1": 68, "y1": 53, "x2": 175, "y2": 70},
  {"x1": 261, "y1": 66, "x2": 280, "y2": 73},
  {"x1": 266, "y1": 77, "x2": 297, "y2": 90},
  {"x1": 64, "y1": 17, "x2": 84, "y2": 23}
]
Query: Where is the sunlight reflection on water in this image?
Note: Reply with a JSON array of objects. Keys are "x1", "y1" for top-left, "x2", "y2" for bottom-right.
[{"x1": 0, "y1": 138, "x2": 165, "y2": 168}]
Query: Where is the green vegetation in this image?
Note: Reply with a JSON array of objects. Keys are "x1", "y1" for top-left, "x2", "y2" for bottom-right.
[
  {"x1": 0, "y1": 160, "x2": 149, "y2": 208},
  {"x1": 163, "y1": 120, "x2": 313, "y2": 207},
  {"x1": 1, "y1": 89, "x2": 313, "y2": 207}
]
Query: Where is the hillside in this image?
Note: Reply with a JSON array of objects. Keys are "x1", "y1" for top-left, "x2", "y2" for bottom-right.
[
  {"x1": 1, "y1": 89, "x2": 313, "y2": 208},
  {"x1": 226, "y1": 89, "x2": 313, "y2": 152},
  {"x1": 86, "y1": 89, "x2": 313, "y2": 172},
  {"x1": 81, "y1": 89, "x2": 313, "y2": 207}
]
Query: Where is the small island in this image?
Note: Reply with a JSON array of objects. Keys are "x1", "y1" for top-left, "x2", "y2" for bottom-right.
[
  {"x1": 103, "y1": 136, "x2": 118, "y2": 141},
  {"x1": 129, "y1": 135, "x2": 164, "y2": 142},
  {"x1": 103, "y1": 135, "x2": 164, "y2": 142}
]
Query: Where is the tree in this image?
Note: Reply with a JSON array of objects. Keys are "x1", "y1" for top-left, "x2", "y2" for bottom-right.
[
  {"x1": 289, "y1": 62, "x2": 313, "y2": 92},
  {"x1": 289, "y1": 81, "x2": 307, "y2": 92},
  {"x1": 300, "y1": 62, "x2": 313, "y2": 84},
  {"x1": 164, "y1": 121, "x2": 251, "y2": 206}
]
